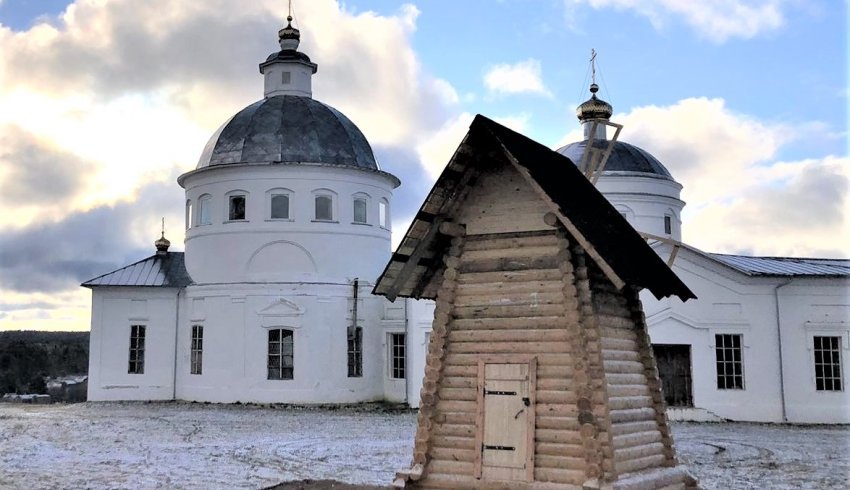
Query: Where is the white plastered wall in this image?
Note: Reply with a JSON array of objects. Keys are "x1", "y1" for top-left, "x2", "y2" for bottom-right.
[
  {"x1": 87, "y1": 287, "x2": 180, "y2": 401},
  {"x1": 643, "y1": 246, "x2": 850, "y2": 423}
]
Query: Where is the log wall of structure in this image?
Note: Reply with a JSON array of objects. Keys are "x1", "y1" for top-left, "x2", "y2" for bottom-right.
[
  {"x1": 398, "y1": 163, "x2": 694, "y2": 489},
  {"x1": 585, "y1": 262, "x2": 672, "y2": 478},
  {"x1": 418, "y1": 229, "x2": 588, "y2": 489}
]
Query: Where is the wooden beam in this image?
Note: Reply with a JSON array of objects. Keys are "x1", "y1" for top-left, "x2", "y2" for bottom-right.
[{"x1": 384, "y1": 216, "x2": 445, "y2": 301}]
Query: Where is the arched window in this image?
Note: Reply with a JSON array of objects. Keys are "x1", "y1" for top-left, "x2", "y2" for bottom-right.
[
  {"x1": 268, "y1": 328, "x2": 294, "y2": 380},
  {"x1": 378, "y1": 199, "x2": 389, "y2": 229},
  {"x1": 267, "y1": 188, "x2": 293, "y2": 220},
  {"x1": 197, "y1": 194, "x2": 212, "y2": 225},
  {"x1": 225, "y1": 190, "x2": 248, "y2": 221},
  {"x1": 352, "y1": 193, "x2": 370, "y2": 224},
  {"x1": 185, "y1": 200, "x2": 193, "y2": 229},
  {"x1": 271, "y1": 194, "x2": 290, "y2": 219}
]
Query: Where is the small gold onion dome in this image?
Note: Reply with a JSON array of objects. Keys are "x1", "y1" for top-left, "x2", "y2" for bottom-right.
[
  {"x1": 576, "y1": 83, "x2": 613, "y2": 121},
  {"x1": 278, "y1": 15, "x2": 300, "y2": 51},
  {"x1": 155, "y1": 233, "x2": 171, "y2": 253}
]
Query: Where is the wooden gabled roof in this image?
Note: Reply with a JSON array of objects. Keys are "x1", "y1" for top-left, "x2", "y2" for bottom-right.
[{"x1": 373, "y1": 114, "x2": 696, "y2": 302}]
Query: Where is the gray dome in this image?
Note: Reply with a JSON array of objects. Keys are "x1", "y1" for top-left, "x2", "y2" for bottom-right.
[
  {"x1": 556, "y1": 139, "x2": 673, "y2": 179},
  {"x1": 197, "y1": 95, "x2": 378, "y2": 169}
]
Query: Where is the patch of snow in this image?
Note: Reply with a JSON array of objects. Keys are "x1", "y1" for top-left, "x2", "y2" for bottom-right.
[{"x1": 0, "y1": 403, "x2": 847, "y2": 489}]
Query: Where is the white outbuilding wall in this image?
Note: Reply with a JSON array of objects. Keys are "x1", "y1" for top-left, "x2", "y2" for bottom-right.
[
  {"x1": 87, "y1": 287, "x2": 180, "y2": 401},
  {"x1": 643, "y1": 246, "x2": 850, "y2": 423}
]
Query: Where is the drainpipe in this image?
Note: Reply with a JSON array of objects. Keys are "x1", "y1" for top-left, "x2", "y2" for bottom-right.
[
  {"x1": 403, "y1": 297, "x2": 410, "y2": 405},
  {"x1": 172, "y1": 289, "x2": 181, "y2": 401},
  {"x1": 774, "y1": 279, "x2": 792, "y2": 423},
  {"x1": 349, "y1": 278, "x2": 359, "y2": 340}
]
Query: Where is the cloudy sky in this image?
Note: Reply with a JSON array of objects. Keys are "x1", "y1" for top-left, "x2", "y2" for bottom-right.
[{"x1": 0, "y1": 0, "x2": 846, "y2": 332}]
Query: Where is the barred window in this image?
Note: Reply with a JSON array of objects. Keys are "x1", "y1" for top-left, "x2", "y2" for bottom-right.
[
  {"x1": 715, "y1": 334, "x2": 744, "y2": 390},
  {"x1": 814, "y1": 336, "x2": 843, "y2": 391},
  {"x1": 347, "y1": 327, "x2": 362, "y2": 377},
  {"x1": 128, "y1": 325, "x2": 145, "y2": 374},
  {"x1": 268, "y1": 329, "x2": 294, "y2": 380},
  {"x1": 389, "y1": 333, "x2": 406, "y2": 379},
  {"x1": 190, "y1": 325, "x2": 203, "y2": 375}
]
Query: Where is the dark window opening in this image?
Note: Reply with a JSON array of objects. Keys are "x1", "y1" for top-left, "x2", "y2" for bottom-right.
[
  {"x1": 664, "y1": 215, "x2": 672, "y2": 235},
  {"x1": 190, "y1": 325, "x2": 203, "y2": 375},
  {"x1": 128, "y1": 325, "x2": 146, "y2": 374},
  {"x1": 653, "y1": 344, "x2": 693, "y2": 407},
  {"x1": 229, "y1": 195, "x2": 246, "y2": 220}
]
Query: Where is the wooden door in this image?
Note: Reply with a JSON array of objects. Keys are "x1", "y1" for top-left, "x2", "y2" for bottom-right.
[
  {"x1": 475, "y1": 359, "x2": 536, "y2": 482},
  {"x1": 652, "y1": 344, "x2": 693, "y2": 407}
]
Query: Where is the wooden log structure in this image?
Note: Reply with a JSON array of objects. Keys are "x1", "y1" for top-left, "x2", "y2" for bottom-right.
[{"x1": 375, "y1": 116, "x2": 699, "y2": 489}]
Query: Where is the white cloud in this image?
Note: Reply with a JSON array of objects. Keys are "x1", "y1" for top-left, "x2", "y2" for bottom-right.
[
  {"x1": 567, "y1": 0, "x2": 786, "y2": 42},
  {"x1": 0, "y1": 0, "x2": 465, "y2": 331},
  {"x1": 563, "y1": 96, "x2": 847, "y2": 257},
  {"x1": 484, "y1": 59, "x2": 552, "y2": 97}
]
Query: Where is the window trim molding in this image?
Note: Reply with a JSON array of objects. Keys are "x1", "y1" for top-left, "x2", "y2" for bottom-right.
[
  {"x1": 312, "y1": 188, "x2": 337, "y2": 222},
  {"x1": 197, "y1": 194, "x2": 213, "y2": 226},
  {"x1": 267, "y1": 187, "x2": 294, "y2": 221},
  {"x1": 378, "y1": 198, "x2": 390, "y2": 230}
]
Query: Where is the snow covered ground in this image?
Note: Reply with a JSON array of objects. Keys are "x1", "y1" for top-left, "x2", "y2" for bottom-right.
[{"x1": 0, "y1": 402, "x2": 847, "y2": 489}]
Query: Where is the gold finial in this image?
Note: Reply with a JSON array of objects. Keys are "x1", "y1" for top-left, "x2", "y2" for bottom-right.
[{"x1": 155, "y1": 217, "x2": 170, "y2": 254}]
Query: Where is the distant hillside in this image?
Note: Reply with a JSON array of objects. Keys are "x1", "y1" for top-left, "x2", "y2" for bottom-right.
[{"x1": 0, "y1": 331, "x2": 89, "y2": 394}]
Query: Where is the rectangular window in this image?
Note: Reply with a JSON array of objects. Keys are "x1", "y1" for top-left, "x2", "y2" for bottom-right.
[
  {"x1": 347, "y1": 327, "x2": 363, "y2": 377},
  {"x1": 389, "y1": 333, "x2": 406, "y2": 379},
  {"x1": 198, "y1": 196, "x2": 211, "y2": 225},
  {"x1": 229, "y1": 195, "x2": 246, "y2": 220},
  {"x1": 353, "y1": 198, "x2": 367, "y2": 223},
  {"x1": 814, "y1": 336, "x2": 843, "y2": 391},
  {"x1": 190, "y1": 325, "x2": 203, "y2": 375},
  {"x1": 378, "y1": 201, "x2": 388, "y2": 228},
  {"x1": 664, "y1": 215, "x2": 672, "y2": 235},
  {"x1": 281, "y1": 71, "x2": 291, "y2": 84},
  {"x1": 715, "y1": 334, "x2": 744, "y2": 390},
  {"x1": 128, "y1": 325, "x2": 146, "y2": 374},
  {"x1": 315, "y1": 195, "x2": 333, "y2": 221},
  {"x1": 271, "y1": 194, "x2": 289, "y2": 219},
  {"x1": 268, "y1": 329, "x2": 294, "y2": 380}
]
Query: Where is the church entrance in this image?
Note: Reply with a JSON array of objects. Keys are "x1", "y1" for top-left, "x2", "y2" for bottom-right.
[{"x1": 652, "y1": 344, "x2": 693, "y2": 407}]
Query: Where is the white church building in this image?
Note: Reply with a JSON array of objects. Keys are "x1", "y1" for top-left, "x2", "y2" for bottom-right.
[{"x1": 84, "y1": 20, "x2": 849, "y2": 423}]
